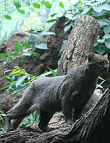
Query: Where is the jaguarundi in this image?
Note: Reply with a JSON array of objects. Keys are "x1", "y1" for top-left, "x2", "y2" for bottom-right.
[{"x1": 5, "y1": 53, "x2": 109, "y2": 132}]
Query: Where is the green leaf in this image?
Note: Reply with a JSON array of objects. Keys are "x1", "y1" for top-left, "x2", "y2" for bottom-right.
[
  {"x1": 20, "y1": 55, "x2": 25, "y2": 59},
  {"x1": 82, "y1": 7, "x2": 91, "y2": 15},
  {"x1": 97, "y1": 39, "x2": 105, "y2": 43},
  {"x1": 31, "y1": 52, "x2": 40, "y2": 57},
  {"x1": 97, "y1": 20, "x2": 108, "y2": 27},
  {"x1": 105, "y1": 39, "x2": 110, "y2": 49},
  {"x1": 59, "y1": 2, "x2": 64, "y2": 8},
  {"x1": 93, "y1": 4, "x2": 110, "y2": 13},
  {"x1": 13, "y1": 0, "x2": 21, "y2": 9},
  {"x1": 23, "y1": 48, "x2": 31, "y2": 53},
  {"x1": 104, "y1": 26, "x2": 110, "y2": 34},
  {"x1": 0, "y1": 54, "x2": 8, "y2": 58},
  {"x1": 51, "y1": 13, "x2": 57, "y2": 17},
  {"x1": 48, "y1": 68, "x2": 57, "y2": 76},
  {"x1": 47, "y1": 19, "x2": 59, "y2": 23},
  {"x1": 14, "y1": 98, "x2": 20, "y2": 102},
  {"x1": 33, "y1": 3, "x2": 40, "y2": 8},
  {"x1": 24, "y1": 38, "x2": 30, "y2": 48},
  {"x1": 22, "y1": 53, "x2": 31, "y2": 57},
  {"x1": 17, "y1": 9, "x2": 25, "y2": 14},
  {"x1": 16, "y1": 76, "x2": 26, "y2": 87},
  {"x1": 65, "y1": 14, "x2": 73, "y2": 19},
  {"x1": 36, "y1": 43, "x2": 48, "y2": 50},
  {"x1": 14, "y1": 41, "x2": 21, "y2": 52},
  {"x1": 103, "y1": 34, "x2": 110, "y2": 39},
  {"x1": 0, "y1": 81, "x2": 17, "y2": 91},
  {"x1": 96, "y1": 45, "x2": 105, "y2": 55},
  {"x1": 28, "y1": 35, "x2": 38, "y2": 46},
  {"x1": 98, "y1": 76, "x2": 105, "y2": 80},
  {"x1": 106, "y1": 10, "x2": 110, "y2": 14},
  {"x1": 64, "y1": 22, "x2": 74, "y2": 32},
  {"x1": 104, "y1": 4, "x2": 110, "y2": 11},
  {"x1": 5, "y1": 15, "x2": 11, "y2": 20},
  {"x1": 42, "y1": 2, "x2": 52, "y2": 8}
]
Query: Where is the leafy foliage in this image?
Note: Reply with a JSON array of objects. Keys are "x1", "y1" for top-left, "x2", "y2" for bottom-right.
[{"x1": 62, "y1": 0, "x2": 110, "y2": 55}]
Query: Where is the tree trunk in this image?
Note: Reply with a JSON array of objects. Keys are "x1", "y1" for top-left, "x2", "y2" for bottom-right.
[{"x1": 57, "y1": 15, "x2": 99, "y2": 75}]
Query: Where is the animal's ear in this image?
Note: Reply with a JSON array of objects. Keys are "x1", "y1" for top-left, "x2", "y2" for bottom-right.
[
  {"x1": 88, "y1": 53, "x2": 95, "y2": 62},
  {"x1": 104, "y1": 54, "x2": 108, "y2": 59}
]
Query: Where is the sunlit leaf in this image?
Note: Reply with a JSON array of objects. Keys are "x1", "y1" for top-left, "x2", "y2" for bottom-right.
[
  {"x1": 22, "y1": 53, "x2": 31, "y2": 57},
  {"x1": 5, "y1": 15, "x2": 11, "y2": 20},
  {"x1": 97, "y1": 39, "x2": 105, "y2": 43},
  {"x1": 14, "y1": 41, "x2": 21, "y2": 52},
  {"x1": 48, "y1": 68, "x2": 57, "y2": 76},
  {"x1": 103, "y1": 34, "x2": 110, "y2": 39},
  {"x1": 98, "y1": 76, "x2": 105, "y2": 80},
  {"x1": 16, "y1": 76, "x2": 26, "y2": 87},
  {"x1": 59, "y1": 2, "x2": 64, "y2": 8},
  {"x1": 17, "y1": 9, "x2": 25, "y2": 14},
  {"x1": 24, "y1": 38, "x2": 30, "y2": 48},
  {"x1": 36, "y1": 43, "x2": 48, "y2": 50},
  {"x1": 33, "y1": 3, "x2": 40, "y2": 8},
  {"x1": 13, "y1": 0, "x2": 21, "y2": 9},
  {"x1": 64, "y1": 22, "x2": 74, "y2": 32},
  {"x1": 42, "y1": 2, "x2": 52, "y2": 8}
]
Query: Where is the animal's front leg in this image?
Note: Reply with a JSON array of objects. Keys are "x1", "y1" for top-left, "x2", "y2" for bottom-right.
[
  {"x1": 61, "y1": 96, "x2": 73, "y2": 125},
  {"x1": 73, "y1": 102, "x2": 87, "y2": 122}
]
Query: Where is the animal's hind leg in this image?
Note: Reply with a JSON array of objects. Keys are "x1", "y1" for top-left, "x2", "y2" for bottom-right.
[
  {"x1": 5, "y1": 104, "x2": 30, "y2": 132},
  {"x1": 38, "y1": 111, "x2": 53, "y2": 132}
]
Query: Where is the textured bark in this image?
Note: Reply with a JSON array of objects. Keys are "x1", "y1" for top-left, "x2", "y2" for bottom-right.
[{"x1": 57, "y1": 15, "x2": 100, "y2": 75}]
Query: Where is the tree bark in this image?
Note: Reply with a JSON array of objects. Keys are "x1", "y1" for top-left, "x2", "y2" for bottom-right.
[{"x1": 57, "y1": 15, "x2": 100, "y2": 75}]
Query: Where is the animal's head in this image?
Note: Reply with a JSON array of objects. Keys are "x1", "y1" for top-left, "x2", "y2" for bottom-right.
[{"x1": 87, "y1": 52, "x2": 109, "y2": 73}]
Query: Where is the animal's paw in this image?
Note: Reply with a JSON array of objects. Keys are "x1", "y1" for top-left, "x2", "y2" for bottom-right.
[
  {"x1": 66, "y1": 119, "x2": 73, "y2": 125},
  {"x1": 38, "y1": 124, "x2": 53, "y2": 132},
  {"x1": 5, "y1": 126, "x2": 14, "y2": 132}
]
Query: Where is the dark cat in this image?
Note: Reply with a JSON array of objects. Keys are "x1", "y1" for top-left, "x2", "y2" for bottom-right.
[{"x1": 5, "y1": 53, "x2": 109, "y2": 132}]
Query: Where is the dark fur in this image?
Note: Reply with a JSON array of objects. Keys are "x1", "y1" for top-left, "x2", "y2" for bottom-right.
[{"x1": 5, "y1": 53, "x2": 109, "y2": 132}]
